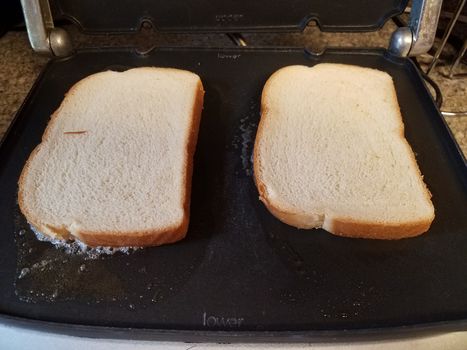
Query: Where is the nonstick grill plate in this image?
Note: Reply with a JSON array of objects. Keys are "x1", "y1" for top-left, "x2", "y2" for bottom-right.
[{"x1": 0, "y1": 48, "x2": 466, "y2": 341}]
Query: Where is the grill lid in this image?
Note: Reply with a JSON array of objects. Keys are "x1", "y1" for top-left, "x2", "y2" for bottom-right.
[{"x1": 52, "y1": 0, "x2": 408, "y2": 33}]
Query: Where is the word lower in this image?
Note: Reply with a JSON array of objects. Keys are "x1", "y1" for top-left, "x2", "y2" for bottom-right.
[{"x1": 202, "y1": 312, "x2": 244, "y2": 328}]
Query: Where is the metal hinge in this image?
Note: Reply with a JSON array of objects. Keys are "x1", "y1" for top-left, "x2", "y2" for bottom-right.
[
  {"x1": 20, "y1": 0, "x2": 73, "y2": 57},
  {"x1": 389, "y1": 0, "x2": 443, "y2": 57}
]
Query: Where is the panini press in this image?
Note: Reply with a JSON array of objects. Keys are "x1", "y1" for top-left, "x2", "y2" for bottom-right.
[{"x1": 0, "y1": 0, "x2": 466, "y2": 342}]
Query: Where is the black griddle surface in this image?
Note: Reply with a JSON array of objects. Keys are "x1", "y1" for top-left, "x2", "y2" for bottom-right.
[{"x1": 0, "y1": 48, "x2": 466, "y2": 340}]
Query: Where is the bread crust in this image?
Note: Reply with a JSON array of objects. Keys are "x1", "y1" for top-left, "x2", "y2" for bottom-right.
[
  {"x1": 253, "y1": 64, "x2": 434, "y2": 239},
  {"x1": 326, "y1": 217, "x2": 432, "y2": 239},
  {"x1": 254, "y1": 192, "x2": 432, "y2": 239},
  {"x1": 18, "y1": 68, "x2": 204, "y2": 247}
]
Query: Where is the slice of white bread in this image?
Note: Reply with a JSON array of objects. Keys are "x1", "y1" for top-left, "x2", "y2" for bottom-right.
[
  {"x1": 253, "y1": 64, "x2": 434, "y2": 239},
  {"x1": 18, "y1": 67, "x2": 204, "y2": 247}
]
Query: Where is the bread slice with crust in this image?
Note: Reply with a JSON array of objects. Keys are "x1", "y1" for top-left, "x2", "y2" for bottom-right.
[
  {"x1": 253, "y1": 64, "x2": 434, "y2": 239},
  {"x1": 18, "y1": 67, "x2": 204, "y2": 247}
]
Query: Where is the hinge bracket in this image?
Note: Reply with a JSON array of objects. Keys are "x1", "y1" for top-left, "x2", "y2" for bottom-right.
[
  {"x1": 20, "y1": 0, "x2": 73, "y2": 57},
  {"x1": 388, "y1": 0, "x2": 443, "y2": 57}
]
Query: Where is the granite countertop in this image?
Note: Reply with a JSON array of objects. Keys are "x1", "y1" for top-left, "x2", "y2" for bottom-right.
[{"x1": 0, "y1": 22, "x2": 466, "y2": 156}]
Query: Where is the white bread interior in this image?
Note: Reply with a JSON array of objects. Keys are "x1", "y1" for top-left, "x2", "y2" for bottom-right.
[
  {"x1": 19, "y1": 67, "x2": 204, "y2": 247},
  {"x1": 254, "y1": 64, "x2": 434, "y2": 239}
]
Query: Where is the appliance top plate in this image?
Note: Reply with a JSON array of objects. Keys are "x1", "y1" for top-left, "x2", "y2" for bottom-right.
[{"x1": 52, "y1": 0, "x2": 408, "y2": 33}]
